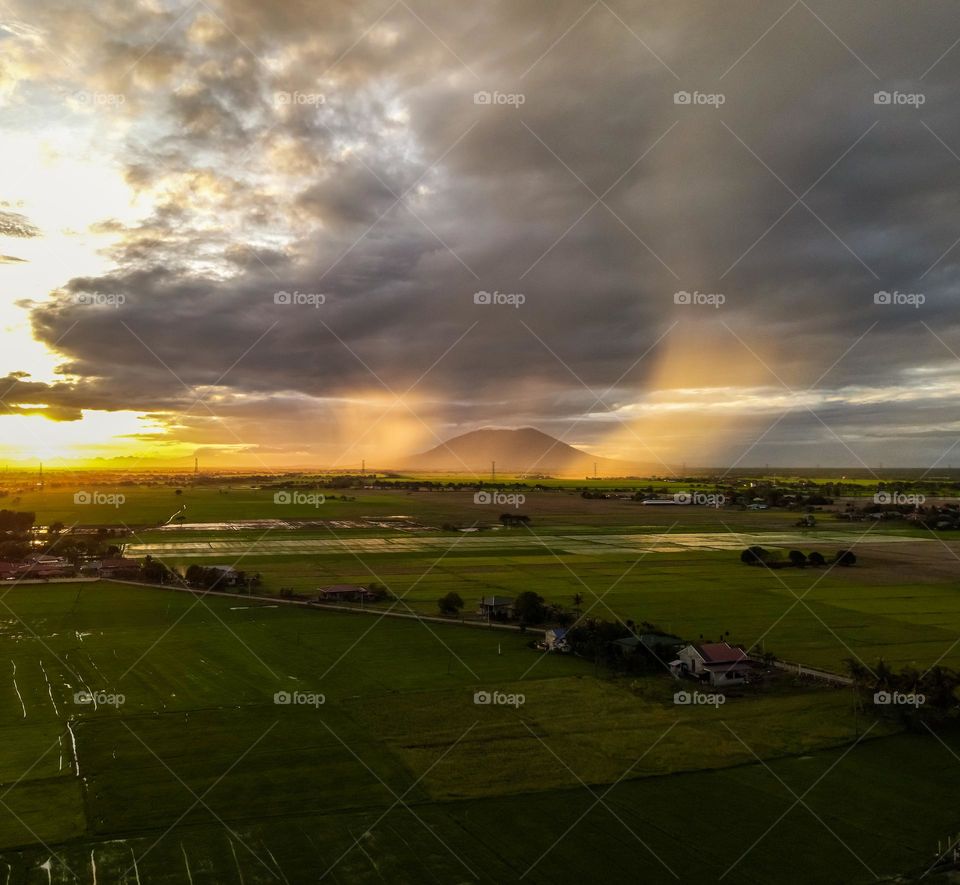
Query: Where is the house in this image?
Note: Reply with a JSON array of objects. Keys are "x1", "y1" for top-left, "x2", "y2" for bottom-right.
[
  {"x1": 478, "y1": 596, "x2": 514, "y2": 619},
  {"x1": 671, "y1": 642, "x2": 752, "y2": 686},
  {"x1": 84, "y1": 558, "x2": 139, "y2": 578},
  {"x1": 23, "y1": 555, "x2": 74, "y2": 578},
  {"x1": 316, "y1": 584, "x2": 377, "y2": 603},
  {"x1": 544, "y1": 627, "x2": 570, "y2": 652}
]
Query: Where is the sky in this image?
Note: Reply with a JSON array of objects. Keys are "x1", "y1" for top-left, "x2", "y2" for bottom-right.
[{"x1": 1, "y1": 0, "x2": 960, "y2": 471}]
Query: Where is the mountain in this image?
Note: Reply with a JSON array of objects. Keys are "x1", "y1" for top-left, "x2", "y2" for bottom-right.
[{"x1": 399, "y1": 427, "x2": 647, "y2": 476}]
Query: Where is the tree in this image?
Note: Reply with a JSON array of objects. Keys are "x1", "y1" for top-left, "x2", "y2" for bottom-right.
[
  {"x1": 808, "y1": 551, "x2": 826, "y2": 567},
  {"x1": 513, "y1": 591, "x2": 547, "y2": 625},
  {"x1": 788, "y1": 550, "x2": 807, "y2": 568},
  {"x1": 141, "y1": 556, "x2": 172, "y2": 584},
  {"x1": 48, "y1": 521, "x2": 65, "y2": 536},
  {"x1": 174, "y1": 489, "x2": 183, "y2": 496},
  {"x1": 437, "y1": 591, "x2": 464, "y2": 616},
  {"x1": 366, "y1": 582, "x2": 391, "y2": 601},
  {"x1": 835, "y1": 549, "x2": 857, "y2": 566},
  {"x1": 572, "y1": 592, "x2": 584, "y2": 612},
  {"x1": 740, "y1": 546, "x2": 771, "y2": 566}
]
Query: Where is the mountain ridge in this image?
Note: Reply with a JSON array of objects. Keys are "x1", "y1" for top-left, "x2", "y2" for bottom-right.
[{"x1": 399, "y1": 427, "x2": 649, "y2": 476}]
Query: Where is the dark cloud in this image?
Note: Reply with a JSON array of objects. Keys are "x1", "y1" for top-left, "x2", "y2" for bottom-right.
[{"x1": 6, "y1": 0, "x2": 960, "y2": 464}]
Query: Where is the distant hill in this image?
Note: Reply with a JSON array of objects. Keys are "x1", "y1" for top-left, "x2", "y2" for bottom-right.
[{"x1": 399, "y1": 427, "x2": 648, "y2": 476}]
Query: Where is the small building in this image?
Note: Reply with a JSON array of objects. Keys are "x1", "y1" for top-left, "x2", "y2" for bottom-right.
[
  {"x1": 544, "y1": 627, "x2": 570, "y2": 652},
  {"x1": 671, "y1": 642, "x2": 752, "y2": 686},
  {"x1": 316, "y1": 584, "x2": 377, "y2": 603},
  {"x1": 478, "y1": 596, "x2": 514, "y2": 619},
  {"x1": 23, "y1": 555, "x2": 74, "y2": 578},
  {"x1": 85, "y1": 558, "x2": 140, "y2": 579}
]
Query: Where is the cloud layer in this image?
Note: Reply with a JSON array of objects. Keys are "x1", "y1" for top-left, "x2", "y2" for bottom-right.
[{"x1": 3, "y1": 0, "x2": 960, "y2": 467}]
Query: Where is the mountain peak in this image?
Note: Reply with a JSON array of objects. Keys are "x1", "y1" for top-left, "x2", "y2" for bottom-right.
[{"x1": 400, "y1": 427, "x2": 644, "y2": 476}]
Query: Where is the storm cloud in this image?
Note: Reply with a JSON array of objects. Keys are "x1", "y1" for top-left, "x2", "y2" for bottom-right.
[{"x1": 5, "y1": 0, "x2": 960, "y2": 466}]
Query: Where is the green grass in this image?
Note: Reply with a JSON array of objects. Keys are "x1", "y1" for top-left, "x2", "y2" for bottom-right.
[
  {"x1": 0, "y1": 582, "x2": 955, "y2": 883},
  {"x1": 123, "y1": 533, "x2": 960, "y2": 673}
]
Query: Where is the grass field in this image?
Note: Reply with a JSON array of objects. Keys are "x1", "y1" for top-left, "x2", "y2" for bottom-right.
[
  {"x1": 2, "y1": 481, "x2": 960, "y2": 881},
  {"x1": 10, "y1": 483, "x2": 952, "y2": 532},
  {"x1": 0, "y1": 581, "x2": 957, "y2": 883},
  {"x1": 121, "y1": 525, "x2": 960, "y2": 674}
]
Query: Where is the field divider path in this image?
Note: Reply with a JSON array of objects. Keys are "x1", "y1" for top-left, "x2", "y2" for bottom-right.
[{"x1": 103, "y1": 579, "x2": 547, "y2": 635}]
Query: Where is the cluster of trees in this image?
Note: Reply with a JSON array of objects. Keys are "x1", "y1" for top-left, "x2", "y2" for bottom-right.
[
  {"x1": 740, "y1": 547, "x2": 856, "y2": 568},
  {"x1": 0, "y1": 510, "x2": 35, "y2": 534},
  {"x1": 438, "y1": 591, "x2": 464, "y2": 616},
  {"x1": 184, "y1": 565, "x2": 261, "y2": 591},
  {"x1": 845, "y1": 658, "x2": 960, "y2": 723},
  {"x1": 140, "y1": 556, "x2": 175, "y2": 584},
  {"x1": 436, "y1": 589, "x2": 569, "y2": 625}
]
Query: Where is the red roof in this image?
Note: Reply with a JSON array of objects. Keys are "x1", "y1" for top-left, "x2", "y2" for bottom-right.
[{"x1": 697, "y1": 642, "x2": 748, "y2": 664}]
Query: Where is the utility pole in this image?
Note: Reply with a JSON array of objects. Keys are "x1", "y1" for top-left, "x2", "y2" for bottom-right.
[
  {"x1": 361, "y1": 459, "x2": 365, "y2": 477},
  {"x1": 491, "y1": 461, "x2": 495, "y2": 482}
]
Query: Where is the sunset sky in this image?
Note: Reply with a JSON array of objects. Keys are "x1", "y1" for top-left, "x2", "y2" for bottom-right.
[{"x1": 2, "y1": 0, "x2": 960, "y2": 470}]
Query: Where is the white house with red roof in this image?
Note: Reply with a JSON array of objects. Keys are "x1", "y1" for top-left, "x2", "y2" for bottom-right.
[{"x1": 671, "y1": 642, "x2": 752, "y2": 686}]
